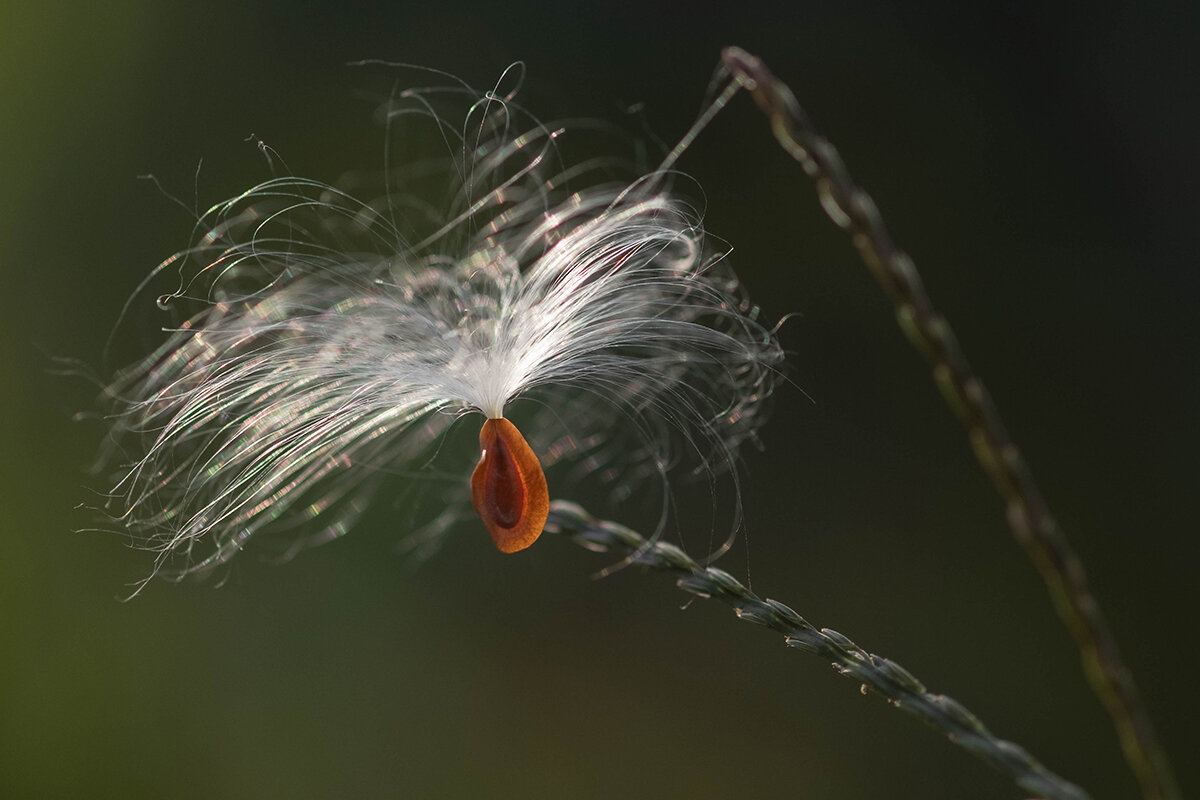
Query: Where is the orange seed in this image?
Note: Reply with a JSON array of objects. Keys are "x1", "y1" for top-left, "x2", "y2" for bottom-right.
[{"x1": 471, "y1": 417, "x2": 549, "y2": 553}]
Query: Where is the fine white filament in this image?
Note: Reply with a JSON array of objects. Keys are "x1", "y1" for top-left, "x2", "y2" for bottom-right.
[{"x1": 98, "y1": 66, "x2": 783, "y2": 588}]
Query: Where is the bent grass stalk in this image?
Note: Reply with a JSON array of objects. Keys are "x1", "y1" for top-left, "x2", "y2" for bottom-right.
[
  {"x1": 547, "y1": 500, "x2": 1090, "y2": 800},
  {"x1": 703, "y1": 47, "x2": 1177, "y2": 800}
]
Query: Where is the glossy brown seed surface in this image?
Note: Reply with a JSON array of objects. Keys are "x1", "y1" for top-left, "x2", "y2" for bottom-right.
[{"x1": 470, "y1": 417, "x2": 549, "y2": 553}]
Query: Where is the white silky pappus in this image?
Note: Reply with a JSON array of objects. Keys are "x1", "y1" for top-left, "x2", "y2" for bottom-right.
[{"x1": 97, "y1": 68, "x2": 784, "y2": 588}]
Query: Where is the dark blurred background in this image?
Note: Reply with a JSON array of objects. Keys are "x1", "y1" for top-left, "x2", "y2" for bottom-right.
[{"x1": 2, "y1": 2, "x2": 1197, "y2": 798}]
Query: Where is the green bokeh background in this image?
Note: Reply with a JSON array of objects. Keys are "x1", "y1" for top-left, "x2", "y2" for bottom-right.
[{"x1": 2, "y1": 3, "x2": 1196, "y2": 798}]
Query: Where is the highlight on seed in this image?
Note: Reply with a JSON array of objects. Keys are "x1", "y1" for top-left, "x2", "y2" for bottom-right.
[{"x1": 94, "y1": 63, "x2": 784, "y2": 589}]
